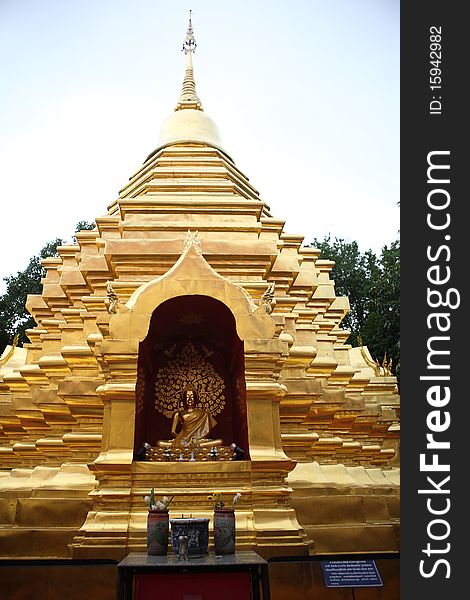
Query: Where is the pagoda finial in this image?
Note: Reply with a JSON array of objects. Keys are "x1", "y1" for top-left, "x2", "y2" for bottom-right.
[
  {"x1": 182, "y1": 10, "x2": 197, "y2": 54},
  {"x1": 176, "y1": 11, "x2": 203, "y2": 111}
]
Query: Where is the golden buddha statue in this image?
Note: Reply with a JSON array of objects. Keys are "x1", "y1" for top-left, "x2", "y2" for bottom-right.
[{"x1": 158, "y1": 388, "x2": 223, "y2": 448}]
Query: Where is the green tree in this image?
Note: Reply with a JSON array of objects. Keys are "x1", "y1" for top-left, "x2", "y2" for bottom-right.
[
  {"x1": 360, "y1": 240, "x2": 400, "y2": 374},
  {"x1": 309, "y1": 235, "x2": 400, "y2": 377},
  {"x1": 0, "y1": 220, "x2": 96, "y2": 354}
]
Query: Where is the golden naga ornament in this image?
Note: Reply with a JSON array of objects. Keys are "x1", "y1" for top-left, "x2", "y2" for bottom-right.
[{"x1": 0, "y1": 333, "x2": 19, "y2": 367}]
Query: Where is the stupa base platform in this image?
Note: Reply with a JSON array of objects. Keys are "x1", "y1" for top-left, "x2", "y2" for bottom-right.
[
  {"x1": 0, "y1": 460, "x2": 399, "y2": 559},
  {"x1": 70, "y1": 459, "x2": 308, "y2": 560}
]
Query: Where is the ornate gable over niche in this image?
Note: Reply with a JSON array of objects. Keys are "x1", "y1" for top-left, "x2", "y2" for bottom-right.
[{"x1": 107, "y1": 231, "x2": 275, "y2": 344}]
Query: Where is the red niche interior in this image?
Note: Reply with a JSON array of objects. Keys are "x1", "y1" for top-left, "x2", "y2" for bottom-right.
[{"x1": 133, "y1": 295, "x2": 249, "y2": 458}]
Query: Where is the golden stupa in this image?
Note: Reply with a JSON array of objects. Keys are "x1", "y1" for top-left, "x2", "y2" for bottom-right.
[{"x1": 0, "y1": 16, "x2": 399, "y2": 561}]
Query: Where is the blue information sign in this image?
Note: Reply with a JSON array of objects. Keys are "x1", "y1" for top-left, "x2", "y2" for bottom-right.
[{"x1": 320, "y1": 560, "x2": 383, "y2": 588}]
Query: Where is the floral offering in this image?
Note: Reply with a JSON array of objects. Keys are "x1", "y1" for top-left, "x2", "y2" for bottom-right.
[
  {"x1": 207, "y1": 491, "x2": 241, "y2": 510},
  {"x1": 144, "y1": 488, "x2": 174, "y2": 511}
]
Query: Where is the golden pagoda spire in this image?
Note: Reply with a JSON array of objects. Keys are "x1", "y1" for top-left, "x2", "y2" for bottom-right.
[{"x1": 175, "y1": 10, "x2": 203, "y2": 111}]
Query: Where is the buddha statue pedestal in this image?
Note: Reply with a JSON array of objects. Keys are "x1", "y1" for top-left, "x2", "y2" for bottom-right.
[{"x1": 145, "y1": 444, "x2": 236, "y2": 462}]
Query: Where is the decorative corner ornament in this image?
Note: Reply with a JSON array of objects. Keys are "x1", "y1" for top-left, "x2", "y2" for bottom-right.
[
  {"x1": 183, "y1": 230, "x2": 202, "y2": 254},
  {"x1": 0, "y1": 333, "x2": 19, "y2": 367},
  {"x1": 106, "y1": 282, "x2": 120, "y2": 314},
  {"x1": 259, "y1": 282, "x2": 276, "y2": 314},
  {"x1": 358, "y1": 335, "x2": 393, "y2": 377}
]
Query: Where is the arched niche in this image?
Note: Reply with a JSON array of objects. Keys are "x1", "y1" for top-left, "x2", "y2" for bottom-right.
[{"x1": 133, "y1": 295, "x2": 249, "y2": 458}]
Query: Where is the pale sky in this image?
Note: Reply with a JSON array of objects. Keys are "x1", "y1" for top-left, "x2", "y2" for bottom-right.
[{"x1": 0, "y1": 0, "x2": 399, "y2": 293}]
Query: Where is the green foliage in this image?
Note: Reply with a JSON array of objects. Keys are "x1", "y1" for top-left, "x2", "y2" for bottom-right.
[
  {"x1": 75, "y1": 221, "x2": 95, "y2": 232},
  {"x1": 309, "y1": 235, "x2": 400, "y2": 378}
]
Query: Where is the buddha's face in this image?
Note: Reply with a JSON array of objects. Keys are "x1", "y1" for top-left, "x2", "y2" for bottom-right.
[{"x1": 185, "y1": 390, "x2": 195, "y2": 407}]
